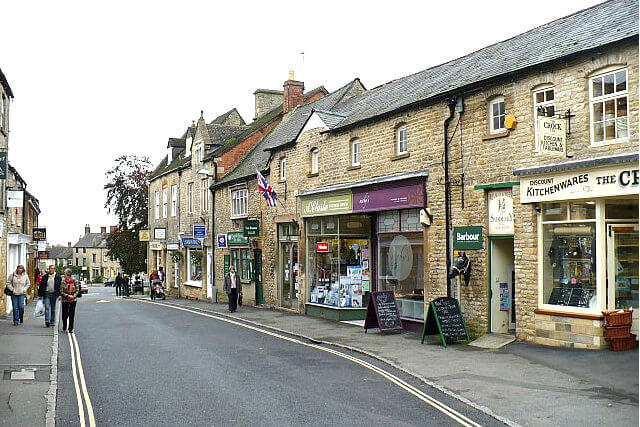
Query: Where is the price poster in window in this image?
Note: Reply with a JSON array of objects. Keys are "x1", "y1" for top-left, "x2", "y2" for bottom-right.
[{"x1": 500, "y1": 282, "x2": 510, "y2": 311}]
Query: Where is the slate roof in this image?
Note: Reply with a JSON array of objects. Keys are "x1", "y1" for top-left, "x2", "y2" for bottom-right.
[
  {"x1": 329, "y1": 0, "x2": 639, "y2": 131},
  {"x1": 74, "y1": 233, "x2": 108, "y2": 248},
  {"x1": 50, "y1": 246, "x2": 73, "y2": 260},
  {"x1": 205, "y1": 124, "x2": 247, "y2": 147},
  {"x1": 210, "y1": 108, "x2": 246, "y2": 126},
  {"x1": 212, "y1": 79, "x2": 364, "y2": 188}
]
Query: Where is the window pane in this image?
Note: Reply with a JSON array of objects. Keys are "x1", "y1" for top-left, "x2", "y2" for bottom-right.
[
  {"x1": 593, "y1": 122, "x2": 604, "y2": 142},
  {"x1": 378, "y1": 210, "x2": 400, "y2": 233},
  {"x1": 535, "y1": 92, "x2": 544, "y2": 104},
  {"x1": 499, "y1": 114, "x2": 505, "y2": 129},
  {"x1": 401, "y1": 209, "x2": 421, "y2": 232},
  {"x1": 542, "y1": 203, "x2": 567, "y2": 221},
  {"x1": 605, "y1": 120, "x2": 616, "y2": 140},
  {"x1": 545, "y1": 89, "x2": 554, "y2": 101},
  {"x1": 604, "y1": 74, "x2": 614, "y2": 95},
  {"x1": 593, "y1": 102, "x2": 603, "y2": 122},
  {"x1": 605, "y1": 199, "x2": 639, "y2": 219},
  {"x1": 546, "y1": 106, "x2": 555, "y2": 117},
  {"x1": 499, "y1": 102, "x2": 505, "y2": 115},
  {"x1": 542, "y1": 223, "x2": 596, "y2": 308},
  {"x1": 569, "y1": 202, "x2": 595, "y2": 220},
  {"x1": 604, "y1": 99, "x2": 615, "y2": 119},
  {"x1": 616, "y1": 117, "x2": 628, "y2": 139},
  {"x1": 492, "y1": 103, "x2": 499, "y2": 116},
  {"x1": 592, "y1": 77, "x2": 602, "y2": 97},
  {"x1": 493, "y1": 117, "x2": 500, "y2": 130},
  {"x1": 616, "y1": 97, "x2": 627, "y2": 117},
  {"x1": 615, "y1": 70, "x2": 626, "y2": 92}
]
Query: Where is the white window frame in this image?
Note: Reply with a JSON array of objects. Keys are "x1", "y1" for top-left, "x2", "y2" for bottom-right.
[
  {"x1": 396, "y1": 125, "x2": 408, "y2": 155},
  {"x1": 194, "y1": 144, "x2": 202, "y2": 163},
  {"x1": 489, "y1": 96, "x2": 506, "y2": 134},
  {"x1": 310, "y1": 148, "x2": 319, "y2": 174},
  {"x1": 186, "y1": 248, "x2": 203, "y2": 287},
  {"x1": 201, "y1": 179, "x2": 209, "y2": 212},
  {"x1": 230, "y1": 185, "x2": 248, "y2": 218},
  {"x1": 171, "y1": 185, "x2": 178, "y2": 217},
  {"x1": 351, "y1": 138, "x2": 361, "y2": 166},
  {"x1": 280, "y1": 157, "x2": 287, "y2": 181},
  {"x1": 188, "y1": 183, "x2": 194, "y2": 214},
  {"x1": 533, "y1": 86, "x2": 556, "y2": 152},
  {"x1": 162, "y1": 187, "x2": 168, "y2": 218},
  {"x1": 589, "y1": 67, "x2": 628, "y2": 146},
  {"x1": 154, "y1": 190, "x2": 160, "y2": 219},
  {"x1": 0, "y1": 95, "x2": 5, "y2": 130}
]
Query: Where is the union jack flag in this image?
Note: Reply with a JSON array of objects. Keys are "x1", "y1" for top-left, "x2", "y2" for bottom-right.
[{"x1": 257, "y1": 170, "x2": 277, "y2": 208}]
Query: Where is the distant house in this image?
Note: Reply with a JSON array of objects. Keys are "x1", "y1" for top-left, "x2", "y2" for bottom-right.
[{"x1": 72, "y1": 225, "x2": 121, "y2": 281}]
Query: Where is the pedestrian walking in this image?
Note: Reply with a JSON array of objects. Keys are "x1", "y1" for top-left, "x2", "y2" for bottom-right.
[
  {"x1": 115, "y1": 272, "x2": 124, "y2": 296},
  {"x1": 149, "y1": 269, "x2": 160, "y2": 300},
  {"x1": 60, "y1": 269, "x2": 79, "y2": 333},
  {"x1": 6, "y1": 265, "x2": 31, "y2": 325},
  {"x1": 38, "y1": 265, "x2": 61, "y2": 327},
  {"x1": 123, "y1": 274, "x2": 130, "y2": 297},
  {"x1": 223, "y1": 266, "x2": 241, "y2": 313}
]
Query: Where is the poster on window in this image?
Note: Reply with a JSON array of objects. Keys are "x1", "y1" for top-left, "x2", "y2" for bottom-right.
[
  {"x1": 499, "y1": 282, "x2": 510, "y2": 311},
  {"x1": 537, "y1": 116, "x2": 566, "y2": 157}
]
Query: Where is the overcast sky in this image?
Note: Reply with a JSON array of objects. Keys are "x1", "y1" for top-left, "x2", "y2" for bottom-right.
[{"x1": 2, "y1": 0, "x2": 604, "y2": 245}]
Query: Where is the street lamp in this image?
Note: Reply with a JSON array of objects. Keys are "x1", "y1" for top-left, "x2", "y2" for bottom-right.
[{"x1": 197, "y1": 167, "x2": 217, "y2": 303}]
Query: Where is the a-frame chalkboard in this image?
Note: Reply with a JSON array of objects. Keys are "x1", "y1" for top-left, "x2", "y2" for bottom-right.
[
  {"x1": 364, "y1": 290, "x2": 403, "y2": 333},
  {"x1": 420, "y1": 297, "x2": 470, "y2": 347}
]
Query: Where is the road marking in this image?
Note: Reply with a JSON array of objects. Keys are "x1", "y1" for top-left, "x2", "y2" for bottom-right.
[
  {"x1": 68, "y1": 333, "x2": 96, "y2": 427},
  {"x1": 138, "y1": 300, "x2": 483, "y2": 427},
  {"x1": 96, "y1": 300, "x2": 111, "y2": 303}
]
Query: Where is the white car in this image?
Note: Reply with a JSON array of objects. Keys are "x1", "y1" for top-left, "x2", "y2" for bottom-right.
[{"x1": 80, "y1": 280, "x2": 89, "y2": 294}]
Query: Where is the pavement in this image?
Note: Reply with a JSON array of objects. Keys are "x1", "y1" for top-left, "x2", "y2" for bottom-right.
[
  {"x1": 134, "y1": 296, "x2": 639, "y2": 427},
  {"x1": 0, "y1": 296, "x2": 57, "y2": 427}
]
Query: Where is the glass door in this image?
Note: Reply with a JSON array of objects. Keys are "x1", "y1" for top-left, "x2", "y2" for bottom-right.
[
  {"x1": 607, "y1": 224, "x2": 639, "y2": 333},
  {"x1": 280, "y1": 243, "x2": 298, "y2": 308}
]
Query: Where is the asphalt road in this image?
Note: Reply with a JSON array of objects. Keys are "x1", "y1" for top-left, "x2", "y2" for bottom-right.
[{"x1": 55, "y1": 287, "x2": 502, "y2": 426}]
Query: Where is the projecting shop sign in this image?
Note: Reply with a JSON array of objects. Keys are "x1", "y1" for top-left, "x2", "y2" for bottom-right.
[
  {"x1": 537, "y1": 117, "x2": 566, "y2": 157},
  {"x1": 453, "y1": 226, "x2": 483, "y2": 250},
  {"x1": 488, "y1": 189, "x2": 513, "y2": 235}
]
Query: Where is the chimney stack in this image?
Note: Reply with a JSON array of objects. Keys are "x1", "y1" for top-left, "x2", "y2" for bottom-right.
[
  {"x1": 254, "y1": 89, "x2": 283, "y2": 119},
  {"x1": 84, "y1": 224, "x2": 90, "y2": 235},
  {"x1": 67, "y1": 242, "x2": 71, "y2": 248},
  {"x1": 283, "y1": 70, "x2": 304, "y2": 113},
  {"x1": 100, "y1": 226, "x2": 106, "y2": 234},
  {"x1": 110, "y1": 226, "x2": 117, "y2": 234}
]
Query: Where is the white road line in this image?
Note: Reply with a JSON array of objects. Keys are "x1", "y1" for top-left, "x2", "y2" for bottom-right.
[
  {"x1": 67, "y1": 333, "x2": 86, "y2": 427},
  {"x1": 138, "y1": 300, "x2": 483, "y2": 427},
  {"x1": 71, "y1": 333, "x2": 97, "y2": 427}
]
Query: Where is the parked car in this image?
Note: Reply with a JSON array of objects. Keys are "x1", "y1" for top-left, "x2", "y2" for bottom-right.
[
  {"x1": 80, "y1": 280, "x2": 89, "y2": 294},
  {"x1": 104, "y1": 279, "x2": 115, "y2": 287}
]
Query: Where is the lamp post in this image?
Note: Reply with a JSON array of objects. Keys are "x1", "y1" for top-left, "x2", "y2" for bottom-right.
[{"x1": 197, "y1": 167, "x2": 217, "y2": 303}]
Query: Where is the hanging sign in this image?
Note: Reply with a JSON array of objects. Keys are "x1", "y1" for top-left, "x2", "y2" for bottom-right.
[
  {"x1": 364, "y1": 290, "x2": 403, "y2": 333},
  {"x1": 32, "y1": 227, "x2": 47, "y2": 241},
  {"x1": 537, "y1": 116, "x2": 566, "y2": 157},
  {"x1": 181, "y1": 237, "x2": 201, "y2": 248},
  {"x1": 301, "y1": 191, "x2": 352, "y2": 217},
  {"x1": 488, "y1": 189, "x2": 514, "y2": 235},
  {"x1": 453, "y1": 226, "x2": 483, "y2": 250},
  {"x1": 149, "y1": 242, "x2": 163, "y2": 251},
  {"x1": 37, "y1": 251, "x2": 50, "y2": 260},
  {"x1": 193, "y1": 224, "x2": 206, "y2": 239},
  {"x1": 138, "y1": 230, "x2": 151, "y2": 242},
  {"x1": 7, "y1": 189, "x2": 23, "y2": 208},
  {"x1": 420, "y1": 297, "x2": 470, "y2": 347},
  {"x1": 227, "y1": 231, "x2": 248, "y2": 245},
  {"x1": 217, "y1": 234, "x2": 227, "y2": 248},
  {"x1": 243, "y1": 220, "x2": 260, "y2": 237},
  {"x1": 166, "y1": 242, "x2": 180, "y2": 250}
]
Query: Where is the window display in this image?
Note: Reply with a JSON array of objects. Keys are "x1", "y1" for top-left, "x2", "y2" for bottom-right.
[
  {"x1": 307, "y1": 215, "x2": 370, "y2": 308},
  {"x1": 188, "y1": 249, "x2": 203, "y2": 282},
  {"x1": 230, "y1": 248, "x2": 252, "y2": 281}
]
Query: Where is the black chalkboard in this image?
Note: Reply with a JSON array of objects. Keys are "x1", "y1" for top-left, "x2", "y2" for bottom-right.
[
  {"x1": 420, "y1": 297, "x2": 470, "y2": 347},
  {"x1": 364, "y1": 290, "x2": 403, "y2": 333},
  {"x1": 548, "y1": 287, "x2": 595, "y2": 307}
]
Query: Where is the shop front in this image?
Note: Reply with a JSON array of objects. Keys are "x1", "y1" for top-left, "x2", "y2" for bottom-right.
[
  {"x1": 300, "y1": 173, "x2": 427, "y2": 326},
  {"x1": 224, "y1": 230, "x2": 259, "y2": 306},
  {"x1": 516, "y1": 155, "x2": 639, "y2": 348}
]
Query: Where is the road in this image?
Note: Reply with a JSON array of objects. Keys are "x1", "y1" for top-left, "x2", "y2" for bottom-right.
[{"x1": 55, "y1": 287, "x2": 502, "y2": 426}]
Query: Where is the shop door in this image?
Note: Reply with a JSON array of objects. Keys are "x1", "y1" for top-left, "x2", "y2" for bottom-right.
[
  {"x1": 255, "y1": 250, "x2": 263, "y2": 305},
  {"x1": 607, "y1": 224, "x2": 639, "y2": 335},
  {"x1": 280, "y1": 242, "x2": 298, "y2": 308},
  {"x1": 490, "y1": 238, "x2": 515, "y2": 333},
  {"x1": 206, "y1": 248, "x2": 213, "y2": 299}
]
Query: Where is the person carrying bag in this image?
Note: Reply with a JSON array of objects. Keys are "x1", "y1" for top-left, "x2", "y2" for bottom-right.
[
  {"x1": 7, "y1": 265, "x2": 30, "y2": 325},
  {"x1": 60, "y1": 269, "x2": 80, "y2": 333}
]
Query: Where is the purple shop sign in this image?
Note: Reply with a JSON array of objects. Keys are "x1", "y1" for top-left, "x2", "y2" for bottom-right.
[{"x1": 352, "y1": 180, "x2": 425, "y2": 212}]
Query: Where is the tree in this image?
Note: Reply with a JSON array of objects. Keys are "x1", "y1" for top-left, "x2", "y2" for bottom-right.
[{"x1": 104, "y1": 155, "x2": 152, "y2": 274}]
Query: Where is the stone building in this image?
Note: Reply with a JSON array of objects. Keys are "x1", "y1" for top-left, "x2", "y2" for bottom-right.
[
  {"x1": 73, "y1": 225, "x2": 121, "y2": 281},
  {"x1": 210, "y1": 0, "x2": 638, "y2": 348},
  {"x1": 0, "y1": 67, "x2": 12, "y2": 312}
]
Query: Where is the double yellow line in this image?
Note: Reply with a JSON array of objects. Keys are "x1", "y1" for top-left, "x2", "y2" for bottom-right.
[
  {"x1": 140, "y1": 301, "x2": 483, "y2": 427},
  {"x1": 68, "y1": 332, "x2": 96, "y2": 427}
]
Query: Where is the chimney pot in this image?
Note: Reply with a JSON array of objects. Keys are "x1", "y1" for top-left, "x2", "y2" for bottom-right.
[{"x1": 67, "y1": 242, "x2": 71, "y2": 247}]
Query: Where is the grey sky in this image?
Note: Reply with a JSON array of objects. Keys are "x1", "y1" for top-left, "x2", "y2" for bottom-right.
[{"x1": 1, "y1": 0, "x2": 603, "y2": 244}]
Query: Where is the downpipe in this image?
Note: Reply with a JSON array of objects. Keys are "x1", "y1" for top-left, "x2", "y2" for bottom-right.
[{"x1": 444, "y1": 97, "x2": 456, "y2": 298}]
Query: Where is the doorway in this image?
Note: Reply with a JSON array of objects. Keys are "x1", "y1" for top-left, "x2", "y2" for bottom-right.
[
  {"x1": 607, "y1": 223, "x2": 639, "y2": 335},
  {"x1": 254, "y1": 250, "x2": 263, "y2": 305},
  {"x1": 206, "y1": 248, "x2": 213, "y2": 299},
  {"x1": 490, "y1": 238, "x2": 515, "y2": 333},
  {"x1": 280, "y1": 242, "x2": 298, "y2": 308}
]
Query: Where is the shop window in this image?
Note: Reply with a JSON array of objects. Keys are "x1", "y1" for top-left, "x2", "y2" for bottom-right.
[
  {"x1": 310, "y1": 148, "x2": 319, "y2": 175},
  {"x1": 533, "y1": 87, "x2": 555, "y2": 151},
  {"x1": 322, "y1": 217, "x2": 339, "y2": 235},
  {"x1": 378, "y1": 210, "x2": 400, "y2": 233},
  {"x1": 230, "y1": 248, "x2": 252, "y2": 281},
  {"x1": 187, "y1": 249, "x2": 203, "y2": 283},
  {"x1": 489, "y1": 96, "x2": 505, "y2": 134},
  {"x1": 378, "y1": 209, "x2": 421, "y2": 233},
  {"x1": 278, "y1": 222, "x2": 299, "y2": 241},
  {"x1": 230, "y1": 186, "x2": 248, "y2": 218},
  {"x1": 396, "y1": 125, "x2": 408, "y2": 155},
  {"x1": 590, "y1": 68, "x2": 628, "y2": 144},
  {"x1": 401, "y1": 209, "x2": 421, "y2": 232},
  {"x1": 541, "y1": 201, "x2": 596, "y2": 310},
  {"x1": 605, "y1": 198, "x2": 639, "y2": 219}
]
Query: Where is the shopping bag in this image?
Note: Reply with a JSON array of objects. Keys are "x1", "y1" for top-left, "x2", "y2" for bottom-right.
[{"x1": 34, "y1": 299, "x2": 45, "y2": 318}]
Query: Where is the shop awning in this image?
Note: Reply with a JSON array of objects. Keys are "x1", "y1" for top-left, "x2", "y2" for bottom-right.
[
  {"x1": 181, "y1": 238, "x2": 201, "y2": 248},
  {"x1": 298, "y1": 168, "x2": 428, "y2": 197}
]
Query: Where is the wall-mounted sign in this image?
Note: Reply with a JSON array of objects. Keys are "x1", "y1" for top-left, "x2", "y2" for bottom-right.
[
  {"x1": 149, "y1": 242, "x2": 163, "y2": 251},
  {"x1": 166, "y1": 242, "x2": 180, "y2": 250},
  {"x1": 217, "y1": 234, "x2": 227, "y2": 248},
  {"x1": 193, "y1": 224, "x2": 206, "y2": 239},
  {"x1": 32, "y1": 227, "x2": 47, "y2": 241},
  {"x1": 243, "y1": 220, "x2": 260, "y2": 237},
  {"x1": 37, "y1": 241, "x2": 47, "y2": 252},
  {"x1": 181, "y1": 238, "x2": 201, "y2": 248},
  {"x1": 352, "y1": 180, "x2": 425, "y2": 213},
  {"x1": 0, "y1": 151, "x2": 7, "y2": 179},
  {"x1": 37, "y1": 251, "x2": 50, "y2": 260},
  {"x1": 139, "y1": 230, "x2": 151, "y2": 242},
  {"x1": 453, "y1": 226, "x2": 483, "y2": 250},
  {"x1": 519, "y1": 163, "x2": 639, "y2": 203},
  {"x1": 488, "y1": 189, "x2": 514, "y2": 235},
  {"x1": 7, "y1": 189, "x2": 24, "y2": 208},
  {"x1": 316, "y1": 242, "x2": 330, "y2": 253},
  {"x1": 227, "y1": 231, "x2": 248, "y2": 245},
  {"x1": 154, "y1": 227, "x2": 166, "y2": 240},
  {"x1": 537, "y1": 116, "x2": 566, "y2": 157},
  {"x1": 301, "y1": 191, "x2": 352, "y2": 217}
]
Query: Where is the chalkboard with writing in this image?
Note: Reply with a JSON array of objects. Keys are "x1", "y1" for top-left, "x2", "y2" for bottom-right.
[
  {"x1": 364, "y1": 290, "x2": 403, "y2": 333},
  {"x1": 420, "y1": 297, "x2": 470, "y2": 347}
]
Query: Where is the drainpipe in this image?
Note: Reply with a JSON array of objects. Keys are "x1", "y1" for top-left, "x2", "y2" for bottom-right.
[
  {"x1": 444, "y1": 97, "x2": 457, "y2": 298},
  {"x1": 210, "y1": 160, "x2": 218, "y2": 303}
]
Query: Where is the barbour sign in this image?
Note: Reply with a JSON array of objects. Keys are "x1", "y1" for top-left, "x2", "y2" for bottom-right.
[{"x1": 453, "y1": 226, "x2": 483, "y2": 250}]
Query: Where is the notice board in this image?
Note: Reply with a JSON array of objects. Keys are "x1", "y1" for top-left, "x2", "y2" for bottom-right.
[
  {"x1": 420, "y1": 297, "x2": 470, "y2": 347},
  {"x1": 364, "y1": 290, "x2": 403, "y2": 333}
]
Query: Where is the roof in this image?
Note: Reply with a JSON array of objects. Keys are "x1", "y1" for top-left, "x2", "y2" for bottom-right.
[
  {"x1": 50, "y1": 246, "x2": 73, "y2": 260},
  {"x1": 210, "y1": 108, "x2": 245, "y2": 126},
  {"x1": 212, "y1": 79, "x2": 365, "y2": 188},
  {"x1": 0, "y1": 67, "x2": 14, "y2": 98},
  {"x1": 513, "y1": 153, "x2": 638, "y2": 176},
  {"x1": 205, "y1": 124, "x2": 247, "y2": 147},
  {"x1": 329, "y1": 0, "x2": 639, "y2": 132},
  {"x1": 74, "y1": 233, "x2": 108, "y2": 248}
]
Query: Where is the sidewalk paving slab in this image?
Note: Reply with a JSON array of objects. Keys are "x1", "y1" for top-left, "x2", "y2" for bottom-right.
[{"x1": 134, "y1": 296, "x2": 639, "y2": 427}]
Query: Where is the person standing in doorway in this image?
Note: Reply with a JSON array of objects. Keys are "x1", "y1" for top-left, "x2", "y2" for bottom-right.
[
  {"x1": 38, "y1": 265, "x2": 61, "y2": 327},
  {"x1": 7, "y1": 265, "x2": 31, "y2": 325},
  {"x1": 60, "y1": 269, "x2": 79, "y2": 333},
  {"x1": 223, "y1": 266, "x2": 241, "y2": 313}
]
